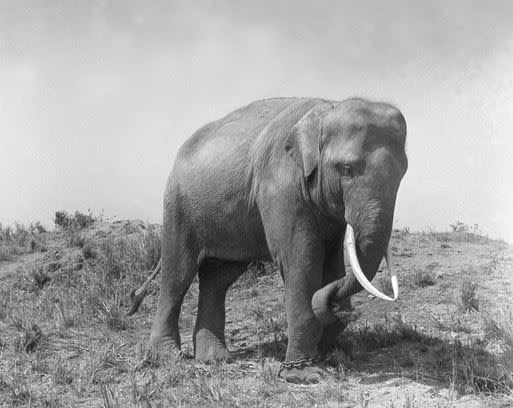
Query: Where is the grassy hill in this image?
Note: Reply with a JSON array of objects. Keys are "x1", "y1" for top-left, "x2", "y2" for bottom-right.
[{"x1": 0, "y1": 214, "x2": 512, "y2": 407}]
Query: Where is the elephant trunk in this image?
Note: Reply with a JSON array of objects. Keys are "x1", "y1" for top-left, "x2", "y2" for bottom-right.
[{"x1": 311, "y1": 224, "x2": 398, "y2": 326}]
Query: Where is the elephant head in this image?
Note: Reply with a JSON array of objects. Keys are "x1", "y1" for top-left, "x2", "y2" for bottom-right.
[{"x1": 286, "y1": 98, "x2": 408, "y2": 325}]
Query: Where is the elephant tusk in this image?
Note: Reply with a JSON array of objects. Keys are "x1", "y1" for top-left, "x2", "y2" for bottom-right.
[
  {"x1": 385, "y1": 245, "x2": 399, "y2": 300},
  {"x1": 345, "y1": 224, "x2": 397, "y2": 302}
]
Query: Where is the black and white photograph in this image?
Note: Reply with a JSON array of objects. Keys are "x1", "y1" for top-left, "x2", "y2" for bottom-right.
[{"x1": 1, "y1": 1, "x2": 512, "y2": 406}]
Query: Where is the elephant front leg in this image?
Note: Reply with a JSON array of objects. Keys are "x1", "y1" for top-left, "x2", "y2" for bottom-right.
[
  {"x1": 278, "y1": 242, "x2": 326, "y2": 384},
  {"x1": 319, "y1": 236, "x2": 351, "y2": 355}
]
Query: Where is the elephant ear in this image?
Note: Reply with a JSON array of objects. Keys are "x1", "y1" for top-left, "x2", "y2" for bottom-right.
[{"x1": 285, "y1": 108, "x2": 323, "y2": 179}]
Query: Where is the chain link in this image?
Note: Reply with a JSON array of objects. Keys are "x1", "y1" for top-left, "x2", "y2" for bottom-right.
[{"x1": 278, "y1": 356, "x2": 321, "y2": 376}]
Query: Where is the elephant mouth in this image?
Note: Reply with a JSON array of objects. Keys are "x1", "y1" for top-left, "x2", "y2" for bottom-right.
[{"x1": 345, "y1": 224, "x2": 398, "y2": 301}]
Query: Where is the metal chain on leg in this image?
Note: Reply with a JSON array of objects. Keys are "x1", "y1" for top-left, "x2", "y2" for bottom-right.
[{"x1": 278, "y1": 356, "x2": 322, "y2": 376}]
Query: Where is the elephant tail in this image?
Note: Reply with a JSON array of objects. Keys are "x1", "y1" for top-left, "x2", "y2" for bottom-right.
[{"x1": 127, "y1": 259, "x2": 161, "y2": 316}]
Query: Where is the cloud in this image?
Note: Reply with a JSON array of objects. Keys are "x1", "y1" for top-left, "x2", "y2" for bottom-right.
[{"x1": 0, "y1": 0, "x2": 512, "y2": 240}]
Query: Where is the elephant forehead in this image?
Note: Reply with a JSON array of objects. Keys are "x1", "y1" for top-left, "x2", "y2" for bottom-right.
[
  {"x1": 325, "y1": 101, "x2": 406, "y2": 146},
  {"x1": 329, "y1": 102, "x2": 400, "y2": 126}
]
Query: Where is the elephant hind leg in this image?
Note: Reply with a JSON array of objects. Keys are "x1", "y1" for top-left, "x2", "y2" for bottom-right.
[
  {"x1": 149, "y1": 213, "x2": 200, "y2": 355},
  {"x1": 193, "y1": 259, "x2": 247, "y2": 363}
]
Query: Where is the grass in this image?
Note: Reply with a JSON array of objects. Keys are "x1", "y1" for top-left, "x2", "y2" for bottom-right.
[
  {"x1": 413, "y1": 268, "x2": 436, "y2": 288},
  {"x1": 460, "y1": 278, "x2": 479, "y2": 312},
  {"x1": 13, "y1": 322, "x2": 44, "y2": 353},
  {"x1": 483, "y1": 308, "x2": 513, "y2": 348},
  {"x1": 0, "y1": 222, "x2": 47, "y2": 261},
  {"x1": 430, "y1": 314, "x2": 472, "y2": 334},
  {"x1": 344, "y1": 316, "x2": 513, "y2": 395},
  {"x1": 0, "y1": 220, "x2": 512, "y2": 406}
]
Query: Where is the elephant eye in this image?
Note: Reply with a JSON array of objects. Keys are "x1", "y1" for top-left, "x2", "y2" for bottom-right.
[{"x1": 336, "y1": 161, "x2": 354, "y2": 177}]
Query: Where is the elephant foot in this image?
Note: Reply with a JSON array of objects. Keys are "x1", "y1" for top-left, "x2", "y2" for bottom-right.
[
  {"x1": 146, "y1": 336, "x2": 191, "y2": 365},
  {"x1": 194, "y1": 329, "x2": 230, "y2": 363},
  {"x1": 279, "y1": 365, "x2": 324, "y2": 384}
]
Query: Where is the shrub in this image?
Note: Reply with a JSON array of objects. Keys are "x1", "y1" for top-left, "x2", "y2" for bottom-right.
[
  {"x1": 54, "y1": 209, "x2": 100, "y2": 231},
  {"x1": 460, "y1": 279, "x2": 479, "y2": 312},
  {"x1": 54, "y1": 211, "x2": 73, "y2": 230}
]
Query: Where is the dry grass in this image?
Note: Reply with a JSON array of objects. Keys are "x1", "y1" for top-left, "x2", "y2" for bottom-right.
[
  {"x1": 413, "y1": 268, "x2": 436, "y2": 288},
  {"x1": 0, "y1": 223, "x2": 47, "y2": 261},
  {"x1": 0, "y1": 220, "x2": 512, "y2": 407},
  {"x1": 460, "y1": 278, "x2": 480, "y2": 312}
]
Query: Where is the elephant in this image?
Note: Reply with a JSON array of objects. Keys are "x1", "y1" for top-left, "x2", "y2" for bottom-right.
[{"x1": 144, "y1": 97, "x2": 408, "y2": 384}]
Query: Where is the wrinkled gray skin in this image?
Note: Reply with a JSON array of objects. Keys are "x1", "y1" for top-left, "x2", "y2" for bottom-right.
[{"x1": 150, "y1": 97, "x2": 408, "y2": 384}]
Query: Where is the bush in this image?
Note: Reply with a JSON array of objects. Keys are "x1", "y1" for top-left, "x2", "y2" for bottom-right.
[
  {"x1": 54, "y1": 211, "x2": 73, "y2": 230},
  {"x1": 54, "y1": 209, "x2": 100, "y2": 231}
]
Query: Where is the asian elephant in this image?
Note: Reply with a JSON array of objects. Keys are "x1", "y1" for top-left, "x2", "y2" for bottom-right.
[{"x1": 147, "y1": 97, "x2": 408, "y2": 384}]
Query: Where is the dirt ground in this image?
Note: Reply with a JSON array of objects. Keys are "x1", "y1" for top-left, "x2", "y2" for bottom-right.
[{"x1": 0, "y1": 221, "x2": 512, "y2": 407}]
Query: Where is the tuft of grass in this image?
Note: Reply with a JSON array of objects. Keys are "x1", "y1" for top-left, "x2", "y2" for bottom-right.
[
  {"x1": 483, "y1": 309, "x2": 513, "y2": 348},
  {"x1": 413, "y1": 269, "x2": 436, "y2": 288},
  {"x1": 460, "y1": 279, "x2": 479, "y2": 312},
  {"x1": 30, "y1": 266, "x2": 51, "y2": 289},
  {"x1": 14, "y1": 322, "x2": 44, "y2": 353},
  {"x1": 52, "y1": 358, "x2": 74, "y2": 385},
  {"x1": 82, "y1": 241, "x2": 97, "y2": 260}
]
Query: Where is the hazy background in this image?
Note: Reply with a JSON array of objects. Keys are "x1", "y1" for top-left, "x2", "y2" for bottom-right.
[{"x1": 1, "y1": 1, "x2": 512, "y2": 241}]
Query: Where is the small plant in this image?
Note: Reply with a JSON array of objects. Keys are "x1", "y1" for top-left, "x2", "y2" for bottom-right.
[
  {"x1": 53, "y1": 358, "x2": 74, "y2": 385},
  {"x1": 14, "y1": 322, "x2": 44, "y2": 353},
  {"x1": 482, "y1": 309, "x2": 513, "y2": 348},
  {"x1": 413, "y1": 269, "x2": 436, "y2": 287},
  {"x1": 30, "y1": 266, "x2": 50, "y2": 289},
  {"x1": 460, "y1": 279, "x2": 479, "y2": 312},
  {"x1": 81, "y1": 241, "x2": 97, "y2": 260}
]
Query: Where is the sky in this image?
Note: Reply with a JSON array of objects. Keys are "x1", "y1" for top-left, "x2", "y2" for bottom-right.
[{"x1": 1, "y1": 0, "x2": 512, "y2": 241}]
